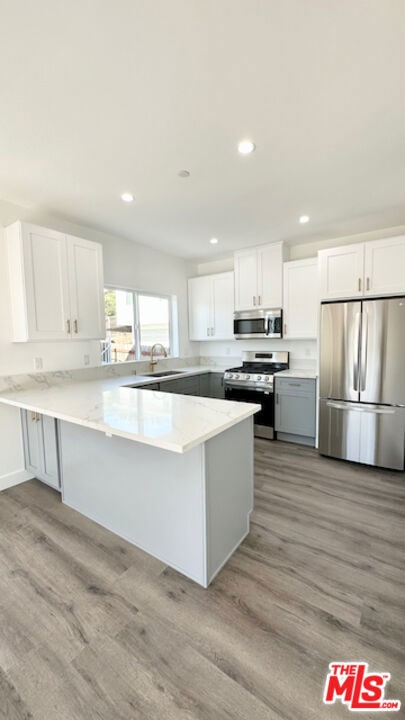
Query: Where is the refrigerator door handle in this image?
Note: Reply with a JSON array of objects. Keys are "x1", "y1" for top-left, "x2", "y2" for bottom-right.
[
  {"x1": 353, "y1": 312, "x2": 361, "y2": 391},
  {"x1": 326, "y1": 401, "x2": 395, "y2": 415},
  {"x1": 360, "y1": 311, "x2": 368, "y2": 391}
]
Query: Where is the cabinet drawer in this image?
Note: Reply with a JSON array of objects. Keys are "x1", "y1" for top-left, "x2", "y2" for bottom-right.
[{"x1": 276, "y1": 378, "x2": 316, "y2": 396}]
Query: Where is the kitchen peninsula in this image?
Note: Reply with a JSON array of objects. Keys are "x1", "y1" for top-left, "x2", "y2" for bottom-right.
[{"x1": 0, "y1": 370, "x2": 260, "y2": 587}]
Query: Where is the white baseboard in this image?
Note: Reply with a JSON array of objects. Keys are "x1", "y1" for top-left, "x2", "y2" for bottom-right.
[{"x1": 0, "y1": 468, "x2": 34, "y2": 492}]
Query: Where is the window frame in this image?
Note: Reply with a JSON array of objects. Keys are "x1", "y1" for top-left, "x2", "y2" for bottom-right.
[{"x1": 102, "y1": 284, "x2": 176, "y2": 364}]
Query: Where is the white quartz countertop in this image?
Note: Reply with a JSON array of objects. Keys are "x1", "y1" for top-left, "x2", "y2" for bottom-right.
[
  {"x1": 0, "y1": 368, "x2": 260, "y2": 453},
  {"x1": 276, "y1": 369, "x2": 318, "y2": 379}
]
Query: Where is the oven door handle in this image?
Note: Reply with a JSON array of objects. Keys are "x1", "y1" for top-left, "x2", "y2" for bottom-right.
[{"x1": 225, "y1": 382, "x2": 273, "y2": 392}]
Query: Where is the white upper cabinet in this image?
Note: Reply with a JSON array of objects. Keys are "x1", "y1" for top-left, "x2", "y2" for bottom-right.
[
  {"x1": 319, "y1": 236, "x2": 405, "y2": 300},
  {"x1": 67, "y1": 234, "x2": 105, "y2": 339},
  {"x1": 283, "y1": 258, "x2": 319, "y2": 339},
  {"x1": 257, "y1": 243, "x2": 283, "y2": 308},
  {"x1": 188, "y1": 272, "x2": 234, "y2": 341},
  {"x1": 234, "y1": 249, "x2": 257, "y2": 311},
  {"x1": 319, "y1": 243, "x2": 364, "y2": 300},
  {"x1": 364, "y1": 236, "x2": 405, "y2": 296},
  {"x1": 188, "y1": 275, "x2": 212, "y2": 340},
  {"x1": 234, "y1": 242, "x2": 283, "y2": 311},
  {"x1": 6, "y1": 221, "x2": 104, "y2": 342},
  {"x1": 211, "y1": 272, "x2": 234, "y2": 339}
]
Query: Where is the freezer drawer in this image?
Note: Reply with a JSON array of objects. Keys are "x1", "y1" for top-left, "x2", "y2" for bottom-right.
[{"x1": 318, "y1": 399, "x2": 405, "y2": 470}]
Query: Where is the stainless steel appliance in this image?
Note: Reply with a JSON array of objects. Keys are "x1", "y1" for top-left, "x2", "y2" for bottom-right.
[
  {"x1": 233, "y1": 308, "x2": 282, "y2": 339},
  {"x1": 319, "y1": 297, "x2": 405, "y2": 470},
  {"x1": 224, "y1": 351, "x2": 289, "y2": 439}
]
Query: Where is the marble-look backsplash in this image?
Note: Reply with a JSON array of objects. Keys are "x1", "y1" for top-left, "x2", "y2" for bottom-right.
[
  {"x1": 0, "y1": 352, "x2": 317, "y2": 394},
  {"x1": 0, "y1": 356, "x2": 201, "y2": 393}
]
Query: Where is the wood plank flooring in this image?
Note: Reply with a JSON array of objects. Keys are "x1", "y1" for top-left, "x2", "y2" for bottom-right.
[{"x1": 0, "y1": 440, "x2": 404, "y2": 719}]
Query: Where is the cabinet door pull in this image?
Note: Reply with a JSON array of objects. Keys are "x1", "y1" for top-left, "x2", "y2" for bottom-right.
[
  {"x1": 74, "y1": 319, "x2": 78, "y2": 334},
  {"x1": 358, "y1": 277, "x2": 361, "y2": 292},
  {"x1": 258, "y1": 295, "x2": 261, "y2": 306},
  {"x1": 276, "y1": 393, "x2": 279, "y2": 404},
  {"x1": 284, "y1": 323, "x2": 287, "y2": 335},
  {"x1": 67, "y1": 319, "x2": 71, "y2": 334},
  {"x1": 211, "y1": 327, "x2": 214, "y2": 336},
  {"x1": 253, "y1": 296, "x2": 256, "y2": 306},
  {"x1": 366, "y1": 277, "x2": 370, "y2": 291}
]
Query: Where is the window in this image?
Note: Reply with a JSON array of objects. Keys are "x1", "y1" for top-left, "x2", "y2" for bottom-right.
[{"x1": 101, "y1": 288, "x2": 174, "y2": 363}]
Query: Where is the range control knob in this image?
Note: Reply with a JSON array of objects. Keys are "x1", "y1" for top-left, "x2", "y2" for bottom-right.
[
  {"x1": 264, "y1": 375, "x2": 270, "y2": 381},
  {"x1": 245, "y1": 375, "x2": 250, "y2": 380},
  {"x1": 234, "y1": 374, "x2": 239, "y2": 379},
  {"x1": 256, "y1": 375, "x2": 262, "y2": 381}
]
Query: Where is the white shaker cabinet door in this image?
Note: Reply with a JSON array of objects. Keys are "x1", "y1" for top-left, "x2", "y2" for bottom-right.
[
  {"x1": 319, "y1": 243, "x2": 364, "y2": 300},
  {"x1": 67, "y1": 235, "x2": 105, "y2": 339},
  {"x1": 188, "y1": 275, "x2": 212, "y2": 340},
  {"x1": 364, "y1": 236, "x2": 405, "y2": 296},
  {"x1": 258, "y1": 242, "x2": 283, "y2": 308},
  {"x1": 234, "y1": 249, "x2": 258, "y2": 311},
  {"x1": 21, "y1": 224, "x2": 70, "y2": 340},
  {"x1": 211, "y1": 272, "x2": 234, "y2": 339},
  {"x1": 283, "y1": 258, "x2": 319, "y2": 339}
]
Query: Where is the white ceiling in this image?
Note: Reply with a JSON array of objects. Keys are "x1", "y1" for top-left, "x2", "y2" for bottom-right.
[{"x1": 0, "y1": 0, "x2": 404, "y2": 259}]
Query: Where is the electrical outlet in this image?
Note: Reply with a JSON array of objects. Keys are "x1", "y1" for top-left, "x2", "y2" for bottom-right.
[
  {"x1": 84, "y1": 354, "x2": 90, "y2": 366},
  {"x1": 34, "y1": 357, "x2": 43, "y2": 370}
]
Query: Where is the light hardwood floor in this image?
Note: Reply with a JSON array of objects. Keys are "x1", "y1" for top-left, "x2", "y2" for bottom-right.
[{"x1": 0, "y1": 440, "x2": 404, "y2": 719}]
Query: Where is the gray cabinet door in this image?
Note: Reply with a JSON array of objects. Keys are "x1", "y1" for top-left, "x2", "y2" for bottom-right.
[
  {"x1": 22, "y1": 410, "x2": 60, "y2": 490},
  {"x1": 209, "y1": 373, "x2": 225, "y2": 399},
  {"x1": 160, "y1": 376, "x2": 201, "y2": 395},
  {"x1": 275, "y1": 379, "x2": 316, "y2": 437}
]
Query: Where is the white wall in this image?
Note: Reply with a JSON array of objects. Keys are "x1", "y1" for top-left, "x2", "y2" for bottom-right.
[{"x1": 0, "y1": 198, "x2": 197, "y2": 489}]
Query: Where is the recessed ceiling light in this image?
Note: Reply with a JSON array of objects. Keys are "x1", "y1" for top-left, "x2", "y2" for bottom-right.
[
  {"x1": 178, "y1": 169, "x2": 191, "y2": 178},
  {"x1": 121, "y1": 192, "x2": 134, "y2": 203},
  {"x1": 299, "y1": 215, "x2": 310, "y2": 224},
  {"x1": 209, "y1": 237, "x2": 219, "y2": 245},
  {"x1": 238, "y1": 139, "x2": 256, "y2": 155}
]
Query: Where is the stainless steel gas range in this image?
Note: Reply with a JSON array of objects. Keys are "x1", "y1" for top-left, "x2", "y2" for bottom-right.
[{"x1": 223, "y1": 351, "x2": 289, "y2": 439}]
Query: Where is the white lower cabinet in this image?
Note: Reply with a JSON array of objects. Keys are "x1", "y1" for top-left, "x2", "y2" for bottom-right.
[
  {"x1": 283, "y1": 258, "x2": 319, "y2": 338},
  {"x1": 21, "y1": 410, "x2": 60, "y2": 490},
  {"x1": 188, "y1": 272, "x2": 234, "y2": 341},
  {"x1": 6, "y1": 221, "x2": 105, "y2": 341}
]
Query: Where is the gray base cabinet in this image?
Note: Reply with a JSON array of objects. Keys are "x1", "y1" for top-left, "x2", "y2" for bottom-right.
[
  {"x1": 275, "y1": 378, "x2": 316, "y2": 446},
  {"x1": 138, "y1": 372, "x2": 225, "y2": 400},
  {"x1": 21, "y1": 410, "x2": 60, "y2": 490}
]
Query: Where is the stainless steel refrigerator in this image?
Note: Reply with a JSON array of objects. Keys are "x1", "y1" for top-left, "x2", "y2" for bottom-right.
[{"x1": 319, "y1": 297, "x2": 405, "y2": 470}]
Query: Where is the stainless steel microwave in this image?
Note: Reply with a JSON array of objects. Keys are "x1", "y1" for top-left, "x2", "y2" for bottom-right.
[{"x1": 233, "y1": 309, "x2": 283, "y2": 339}]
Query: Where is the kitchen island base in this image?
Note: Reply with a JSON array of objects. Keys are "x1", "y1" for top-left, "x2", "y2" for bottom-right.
[{"x1": 59, "y1": 417, "x2": 254, "y2": 587}]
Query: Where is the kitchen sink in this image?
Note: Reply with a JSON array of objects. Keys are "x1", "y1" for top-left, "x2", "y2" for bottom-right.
[{"x1": 143, "y1": 370, "x2": 184, "y2": 378}]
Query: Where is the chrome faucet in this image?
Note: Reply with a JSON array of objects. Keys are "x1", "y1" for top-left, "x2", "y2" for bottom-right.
[{"x1": 149, "y1": 343, "x2": 168, "y2": 371}]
